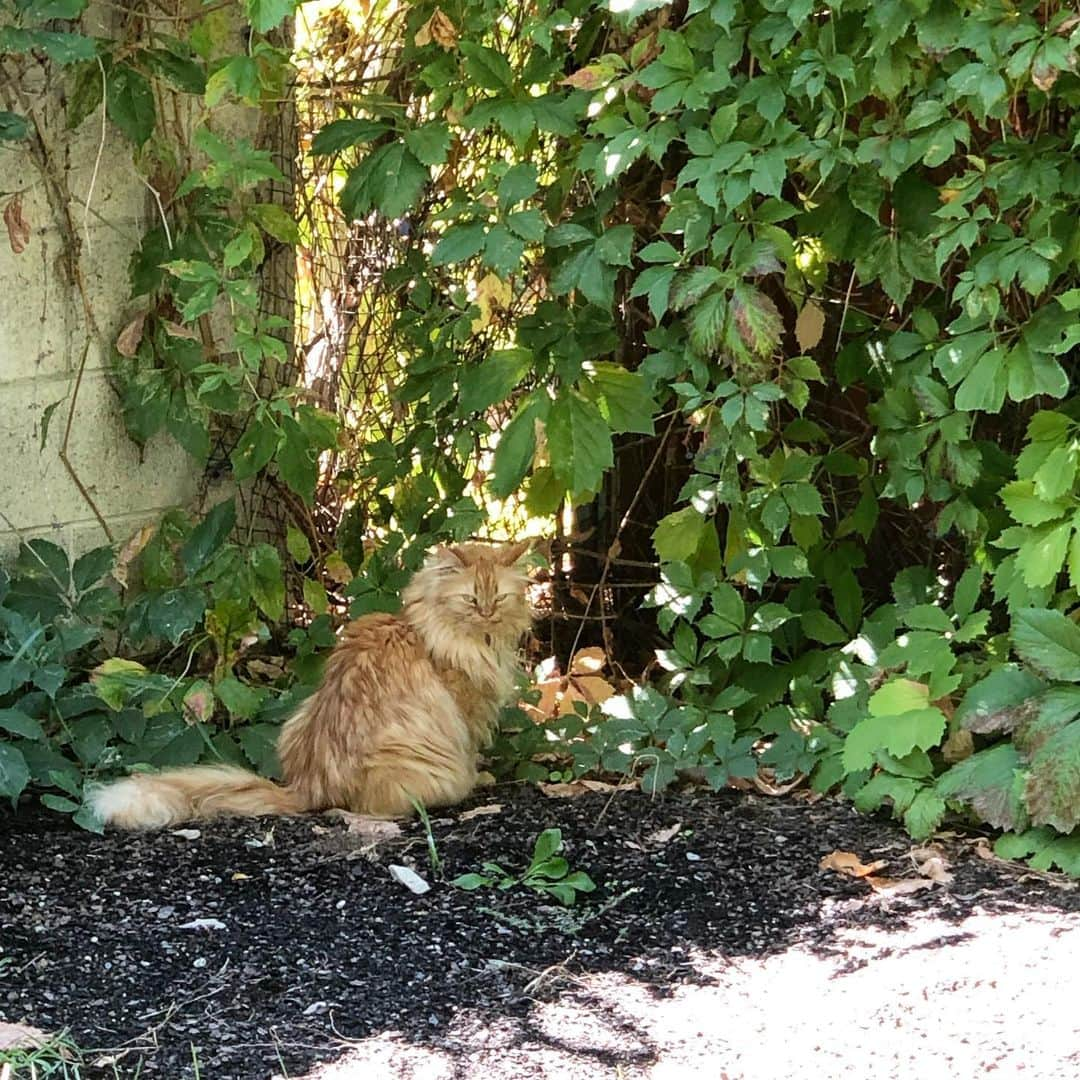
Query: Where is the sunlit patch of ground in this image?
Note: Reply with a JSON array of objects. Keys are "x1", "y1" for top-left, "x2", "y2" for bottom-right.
[{"x1": 297, "y1": 906, "x2": 1079, "y2": 1080}]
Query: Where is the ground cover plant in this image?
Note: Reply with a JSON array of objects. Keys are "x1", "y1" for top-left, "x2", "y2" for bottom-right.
[{"x1": 2, "y1": 0, "x2": 1080, "y2": 873}]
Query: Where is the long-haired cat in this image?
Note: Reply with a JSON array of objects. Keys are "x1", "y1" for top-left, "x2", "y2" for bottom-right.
[{"x1": 90, "y1": 541, "x2": 532, "y2": 828}]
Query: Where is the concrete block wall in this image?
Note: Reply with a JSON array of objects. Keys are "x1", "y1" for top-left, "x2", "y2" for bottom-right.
[{"x1": 0, "y1": 13, "x2": 203, "y2": 562}]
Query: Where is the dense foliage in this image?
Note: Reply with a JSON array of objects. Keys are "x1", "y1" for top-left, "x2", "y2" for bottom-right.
[{"x1": 3, "y1": 0, "x2": 1080, "y2": 872}]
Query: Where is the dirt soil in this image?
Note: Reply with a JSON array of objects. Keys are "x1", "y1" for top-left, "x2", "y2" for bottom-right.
[{"x1": 2, "y1": 786, "x2": 1078, "y2": 1080}]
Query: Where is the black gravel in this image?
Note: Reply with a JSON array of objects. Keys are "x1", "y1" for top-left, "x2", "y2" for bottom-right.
[{"x1": 1, "y1": 787, "x2": 1077, "y2": 1078}]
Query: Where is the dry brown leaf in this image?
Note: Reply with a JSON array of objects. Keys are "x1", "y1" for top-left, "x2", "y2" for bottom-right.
[
  {"x1": 459, "y1": 803, "x2": 503, "y2": 821},
  {"x1": 415, "y1": 7, "x2": 458, "y2": 49},
  {"x1": 539, "y1": 780, "x2": 617, "y2": 798},
  {"x1": 115, "y1": 312, "x2": 147, "y2": 358},
  {"x1": 794, "y1": 300, "x2": 825, "y2": 352},
  {"x1": 324, "y1": 552, "x2": 354, "y2": 585},
  {"x1": 0, "y1": 1022, "x2": 52, "y2": 1050},
  {"x1": 942, "y1": 728, "x2": 974, "y2": 764},
  {"x1": 865, "y1": 875, "x2": 935, "y2": 896},
  {"x1": 162, "y1": 319, "x2": 200, "y2": 340},
  {"x1": 561, "y1": 67, "x2": 603, "y2": 90},
  {"x1": 182, "y1": 682, "x2": 214, "y2": 724},
  {"x1": 571, "y1": 674, "x2": 615, "y2": 704},
  {"x1": 915, "y1": 856, "x2": 953, "y2": 885},
  {"x1": 645, "y1": 822, "x2": 681, "y2": 845},
  {"x1": 1032, "y1": 63, "x2": 1059, "y2": 92},
  {"x1": 112, "y1": 522, "x2": 156, "y2": 588},
  {"x1": 819, "y1": 850, "x2": 888, "y2": 879},
  {"x1": 569, "y1": 646, "x2": 606, "y2": 675},
  {"x1": 4, "y1": 193, "x2": 31, "y2": 254}
]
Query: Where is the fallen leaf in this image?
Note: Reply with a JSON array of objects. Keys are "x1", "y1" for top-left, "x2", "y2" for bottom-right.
[
  {"x1": 231, "y1": 872, "x2": 250, "y2": 881},
  {"x1": 569, "y1": 646, "x2": 606, "y2": 675},
  {"x1": 645, "y1": 822, "x2": 681, "y2": 845},
  {"x1": 910, "y1": 846, "x2": 954, "y2": 884},
  {"x1": 539, "y1": 780, "x2": 618, "y2": 798},
  {"x1": 330, "y1": 811, "x2": 402, "y2": 843},
  {"x1": 794, "y1": 300, "x2": 825, "y2": 352},
  {"x1": 389, "y1": 864, "x2": 431, "y2": 894},
  {"x1": 171, "y1": 828, "x2": 201, "y2": 841},
  {"x1": 415, "y1": 7, "x2": 457, "y2": 49},
  {"x1": 246, "y1": 658, "x2": 286, "y2": 680},
  {"x1": 4, "y1": 193, "x2": 31, "y2": 254},
  {"x1": 115, "y1": 312, "x2": 146, "y2": 358},
  {"x1": 459, "y1": 804, "x2": 503, "y2": 821},
  {"x1": 864, "y1": 875, "x2": 935, "y2": 896},
  {"x1": 819, "y1": 850, "x2": 888, "y2": 879},
  {"x1": 0, "y1": 1021, "x2": 51, "y2": 1051},
  {"x1": 112, "y1": 523, "x2": 155, "y2": 588}
]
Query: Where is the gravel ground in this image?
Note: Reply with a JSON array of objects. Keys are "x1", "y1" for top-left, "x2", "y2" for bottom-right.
[{"x1": 1, "y1": 786, "x2": 1077, "y2": 1079}]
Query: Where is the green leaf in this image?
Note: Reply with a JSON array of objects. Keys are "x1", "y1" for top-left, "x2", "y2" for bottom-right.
[
  {"x1": 303, "y1": 577, "x2": 329, "y2": 615},
  {"x1": 286, "y1": 525, "x2": 312, "y2": 564},
  {"x1": 238, "y1": 722, "x2": 281, "y2": 777},
  {"x1": 497, "y1": 163, "x2": 538, "y2": 208},
  {"x1": 277, "y1": 416, "x2": 319, "y2": 505},
  {"x1": 247, "y1": 203, "x2": 301, "y2": 245},
  {"x1": 72, "y1": 545, "x2": 114, "y2": 592},
  {"x1": 842, "y1": 708, "x2": 947, "y2": 772},
  {"x1": 937, "y1": 743, "x2": 1027, "y2": 831},
  {"x1": 310, "y1": 118, "x2": 390, "y2": 155},
  {"x1": 547, "y1": 392, "x2": 614, "y2": 499},
  {"x1": 653, "y1": 507, "x2": 710, "y2": 564},
  {"x1": 582, "y1": 363, "x2": 655, "y2": 435},
  {"x1": 340, "y1": 143, "x2": 428, "y2": 222},
  {"x1": 903, "y1": 789, "x2": 946, "y2": 840},
  {"x1": 404, "y1": 121, "x2": 450, "y2": 167},
  {"x1": 0, "y1": 708, "x2": 45, "y2": 740},
  {"x1": 107, "y1": 65, "x2": 156, "y2": 147},
  {"x1": 1024, "y1": 719, "x2": 1080, "y2": 833},
  {"x1": 531, "y1": 827, "x2": 563, "y2": 867},
  {"x1": 1012, "y1": 608, "x2": 1080, "y2": 681},
  {"x1": 1017, "y1": 520, "x2": 1073, "y2": 589},
  {"x1": 0, "y1": 28, "x2": 96, "y2": 65},
  {"x1": 491, "y1": 394, "x2": 547, "y2": 498},
  {"x1": 0, "y1": 111, "x2": 29, "y2": 141},
  {"x1": 216, "y1": 676, "x2": 265, "y2": 720},
  {"x1": 432, "y1": 222, "x2": 488, "y2": 266},
  {"x1": 954, "y1": 349, "x2": 1007, "y2": 412},
  {"x1": 459, "y1": 41, "x2": 514, "y2": 92},
  {"x1": 955, "y1": 665, "x2": 1044, "y2": 734},
  {"x1": 0, "y1": 744, "x2": 30, "y2": 804},
  {"x1": 180, "y1": 498, "x2": 236, "y2": 575},
  {"x1": 245, "y1": 0, "x2": 295, "y2": 33},
  {"x1": 459, "y1": 349, "x2": 531, "y2": 415},
  {"x1": 868, "y1": 678, "x2": 932, "y2": 717},
  {"x1": 1000, "y1": 480, "x2": 1069, "y2": 526},
  {"x1": 249, "y1": 543, "x2": 285, "y2": 622}
]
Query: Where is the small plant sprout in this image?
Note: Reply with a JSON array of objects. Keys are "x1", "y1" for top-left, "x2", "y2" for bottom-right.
[{"x1": 452, "y1": 827, "x2": 596, "y2": 906}]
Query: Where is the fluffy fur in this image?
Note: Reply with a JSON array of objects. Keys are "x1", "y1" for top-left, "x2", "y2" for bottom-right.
[{"x1": 89, "y1": 541, "x2": 532, "y2": 829}]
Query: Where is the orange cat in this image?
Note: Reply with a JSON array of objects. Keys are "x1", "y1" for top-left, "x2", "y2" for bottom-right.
[{"x1": 90, "y1": 542, "x2": 532, "y2": 828}]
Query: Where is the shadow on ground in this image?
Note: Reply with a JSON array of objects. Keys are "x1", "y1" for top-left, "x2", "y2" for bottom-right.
[{"x1": 1, "y1": 787, "x2": 1077, "y2": 1078}]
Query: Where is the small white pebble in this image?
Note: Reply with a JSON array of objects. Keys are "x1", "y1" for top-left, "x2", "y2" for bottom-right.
[
  {"x1": 388, "y1": 864, "x2": 431, "y2": 895},
  {"x1": 193, "y1": 958, "x2": 207, "y2": 969},
  {"x1": 686, "y1": 852, "x2": 701, "y2": 862},
  {"x1": 335, "y1": 899, "x2": 346, "y2": 910}
]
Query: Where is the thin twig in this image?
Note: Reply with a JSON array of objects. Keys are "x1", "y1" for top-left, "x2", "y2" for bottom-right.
[{"x1": 82, "y1": 56, "x2": 108, "y2": 257}]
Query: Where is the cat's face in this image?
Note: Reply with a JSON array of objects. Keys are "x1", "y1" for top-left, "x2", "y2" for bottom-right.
[{"x1": 415, "y1": 542, "x2": 532, "y2": 641}]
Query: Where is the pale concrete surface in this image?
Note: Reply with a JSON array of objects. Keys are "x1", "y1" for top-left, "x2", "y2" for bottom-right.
[{"x1": 296, "y1": 906, "x2": 1080, "y2": 1080}]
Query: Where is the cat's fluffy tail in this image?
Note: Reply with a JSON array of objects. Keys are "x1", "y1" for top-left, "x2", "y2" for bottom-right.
[{"x1": 88, "y1": 765, "x2": 307, "y2": 829}]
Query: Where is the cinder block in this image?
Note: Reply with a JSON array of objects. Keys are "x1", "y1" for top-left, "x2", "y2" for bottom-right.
[{"x1": 0, "y1": 371, "x2": 200, "y2": 535}]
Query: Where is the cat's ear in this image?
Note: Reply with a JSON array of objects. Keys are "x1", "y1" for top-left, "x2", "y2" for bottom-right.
[
  {"x1": 499, "y1": 540, "x2": 532, "y2": 566},
  {"x1": 425, "y1": 545, "x2": 466, "y2": 574}
]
